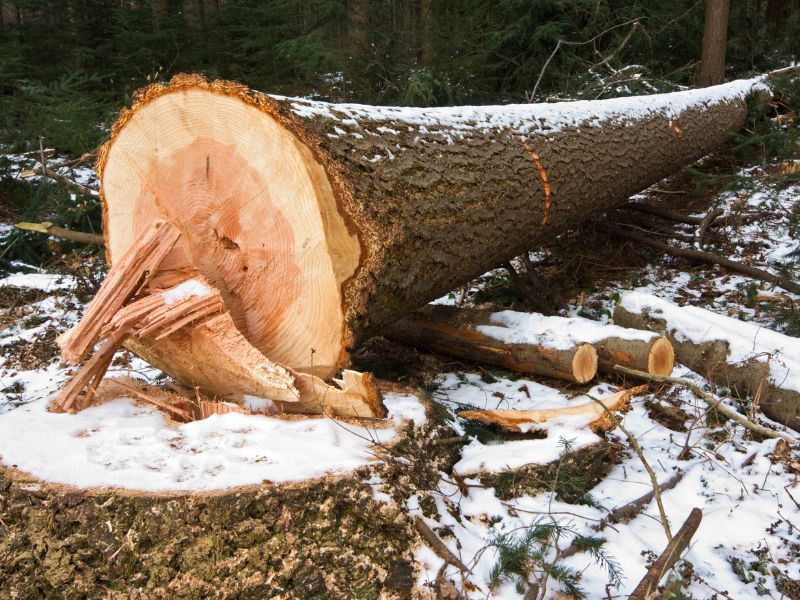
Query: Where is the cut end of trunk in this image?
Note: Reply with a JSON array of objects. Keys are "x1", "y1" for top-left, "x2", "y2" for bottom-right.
[
  {"x1": 648, "y1": 336, "x2": 675, "y2": 376},
  {"x1": 572, "y1": 343, "x2": 598, "y2": 384},
  {"x1": 99, "y1": 75, "x2": 361, "y2": 380}
]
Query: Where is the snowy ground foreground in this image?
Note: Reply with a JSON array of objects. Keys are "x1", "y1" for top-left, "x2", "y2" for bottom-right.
[
  {"x1": 2, "y1": 154, "x2": 800, "y2": 596},
  {"x1": 0, "y1": 392, "x2": 424, "y2": 491}
]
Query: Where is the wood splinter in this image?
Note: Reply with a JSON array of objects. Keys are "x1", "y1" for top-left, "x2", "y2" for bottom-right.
[{"x1": 458, "y1": 385, "x2": 648, "y2": 433}]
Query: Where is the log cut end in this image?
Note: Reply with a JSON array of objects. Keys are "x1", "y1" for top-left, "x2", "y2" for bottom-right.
[
  {"x1": 99, "y1": 75, "x2": 361, "y2": 381},
  {"x1": 648, "y1": 336, "x2": 676, "y2": 376},
  {"x1": 572, "y1": 343, "x2": 599, "y2": 384}
]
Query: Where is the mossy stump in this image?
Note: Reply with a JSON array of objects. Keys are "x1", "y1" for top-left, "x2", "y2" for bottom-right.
[{"x1": 0, "y1": 465, "x2": 416, "y2": 599}]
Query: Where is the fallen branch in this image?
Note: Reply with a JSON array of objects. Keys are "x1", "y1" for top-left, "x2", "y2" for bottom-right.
[
  {"x1": 19, "y1": 165, "x2": 96, "y2": 196},
  {"x1": 622, "y1": 202, "x2": 761, "y2": 229},
  {"x1": 604, "y1": 470, "x2": 685, "y2": 526},
  {"x1": 694, "y1": 206, "x2": 724, "y2": 246},
  {"x1": 613, "y1": 365, "x2": 796, "y2": 444},
  {"x1": 561, "y1": 470, "x2": 685, "y2": 560},
  {"x1": 15, "y1": 221, "x2": 104, "y2": 246},
  {"x1": 628, "y1": 507, "x2": 703, "y2": 600},
  {"x1": 600, "y1": 223, "x2": 800, "y2": 295},
  {"x1": 413, "y1": 515, "x2": 470, "y2": 574}
]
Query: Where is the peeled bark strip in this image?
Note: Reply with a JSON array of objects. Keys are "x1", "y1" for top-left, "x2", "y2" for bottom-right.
[
  {"x1": 614, "y1": 293, "x2": 800, "y2": 430},
  {"x1": 459, "y1": 386, "x2": 647, "y2": 433},
  {"x1": 387, "y1": 306, "x2": 597, "y2": 383},
  {"x1": 98, "y1": 74, "x2": 762, "y2": 391},
  {"x1": 388, "y1": 305, "x2": 673, "y2": 380}
]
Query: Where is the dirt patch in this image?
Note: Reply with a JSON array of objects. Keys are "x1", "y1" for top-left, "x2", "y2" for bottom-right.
[{"x1": 3, "y1": 325, "x2": 61, "y2": 370}]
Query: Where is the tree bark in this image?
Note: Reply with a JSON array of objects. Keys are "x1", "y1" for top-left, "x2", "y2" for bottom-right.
[
  {"x1": 97, "y1": 74, "x2": 760, "y2": 398},
  {"x1": 629, "y1": 508, "x2": 703, "y2": 600},
  {"x1": 698, "y1": 0, "x2": 731, "y2": 87}
]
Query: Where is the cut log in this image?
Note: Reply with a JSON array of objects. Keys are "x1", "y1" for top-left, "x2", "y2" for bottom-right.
[
  {"x1": 97, "y1": 73, "x2": 764, "y2": 395},
  {"x1": 459, "y1": 385, "x2": 647, "y2": 433},
  {"x1": 388, "y1": 308, "x2": 597, "y2": 383},
  {"x1": 614, "y1": 291, "x2": 800, "y2": 431},
  {"x1": 387, "y1": 305, "x2": 674, "y2": 380}
]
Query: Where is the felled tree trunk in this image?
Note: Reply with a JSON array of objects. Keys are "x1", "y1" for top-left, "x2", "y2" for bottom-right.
[{"x1": 97, "y1": 74, "x2": 761, "y2": 397}]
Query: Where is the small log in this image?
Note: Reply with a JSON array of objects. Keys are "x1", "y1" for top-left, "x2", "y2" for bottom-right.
[
  {"x1": 628, "y1": 507, "x2": 703, "y2": 600},
  {"x1": 614, "y1": 293, "x2": 800, "y2": 431},
  {"x1": 387, "y1": 306, "x2": 597, "y2": 383},
  {"x1": 458, "y1": 386, "x2": 648, "y2": 433},
  {"x1": 595, "y1": 335, "x2": 674, "y2": 377},
  {"x1": 388, "y1": 305, "x2": 674, "y2": 380}
]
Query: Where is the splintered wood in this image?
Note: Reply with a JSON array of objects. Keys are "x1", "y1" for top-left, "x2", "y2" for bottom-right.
[
  {"x1": 458, "y1": 385, "x2": 648, "y2": 434},
  {"x1": 60, "y1": 221, "x2": 181, "y2": 364},
  {"x1": 51, "y1": 219, "x2": 384, "y2": 419}
]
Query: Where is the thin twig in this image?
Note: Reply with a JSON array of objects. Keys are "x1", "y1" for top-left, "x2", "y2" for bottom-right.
[
  {"x1": 614, "y1": 365, "x2": 796, "y2": 444},
  {"x1": 589, "y1": 394, "x2": 673, "y2": 541}
]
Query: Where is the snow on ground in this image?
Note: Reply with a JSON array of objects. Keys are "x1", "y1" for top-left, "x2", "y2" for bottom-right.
[
  {"x1": 399, "y1": 366, "x2": 800, "y2": 599},
  {"x1": 0, "y1": 393, "x2": 425, "y2": 492},
  {"x1": 2, "y1": 145, "x2": 800, "y2": 596}
]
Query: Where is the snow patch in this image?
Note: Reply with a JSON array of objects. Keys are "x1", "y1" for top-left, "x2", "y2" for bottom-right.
[
  {"x1": 480, "y1": 310, "x2": 657, "y2": 350},
  {"x1": 162, "y1": 278, "x2": 211, "y2": 304},
  {"x1": 0, "y1": 398, "x2": 397, "y2": 491}
]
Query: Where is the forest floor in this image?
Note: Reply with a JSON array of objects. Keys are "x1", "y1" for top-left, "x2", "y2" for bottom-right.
[{"x1": 1, "y1": 145, "x2": 800, "y2": 598}]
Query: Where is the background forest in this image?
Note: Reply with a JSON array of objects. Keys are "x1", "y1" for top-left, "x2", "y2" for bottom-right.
[{"x1": 1, "y1": 0, "x2": 799, "y2": 156}]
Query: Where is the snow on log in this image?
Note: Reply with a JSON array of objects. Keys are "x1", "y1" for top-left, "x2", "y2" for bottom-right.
[
  {"x1": 614, "y1": 291, "x2": 800, "y2": 430},
  {"x1": 459, "y1": 385, "x2": 647, "y2": 434},
  {"x1": 97, "y1": 73, "x2": 763, "y2": 403},
  {"x1": 387, "y1": 305, "x2": 673, "y2": 380}
]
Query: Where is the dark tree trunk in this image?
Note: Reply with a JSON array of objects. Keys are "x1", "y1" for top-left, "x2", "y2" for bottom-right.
[{"x1": 698, "y1": 0, "x2": 731, "y2": 86}]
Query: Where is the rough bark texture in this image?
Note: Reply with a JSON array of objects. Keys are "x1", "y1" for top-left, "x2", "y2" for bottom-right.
[
  {"x1": 614, "y1": 305, "x2": 800, "y2": 431},
  {"x1": 276, "y1": 86, "x2": 750, "y2": 347},
  {"x1": 98, "y1": 75, "x2": 756, "y2": 374},
  {"x1": 698, "y1": 0, "x2": 731, "y2": 86}
]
